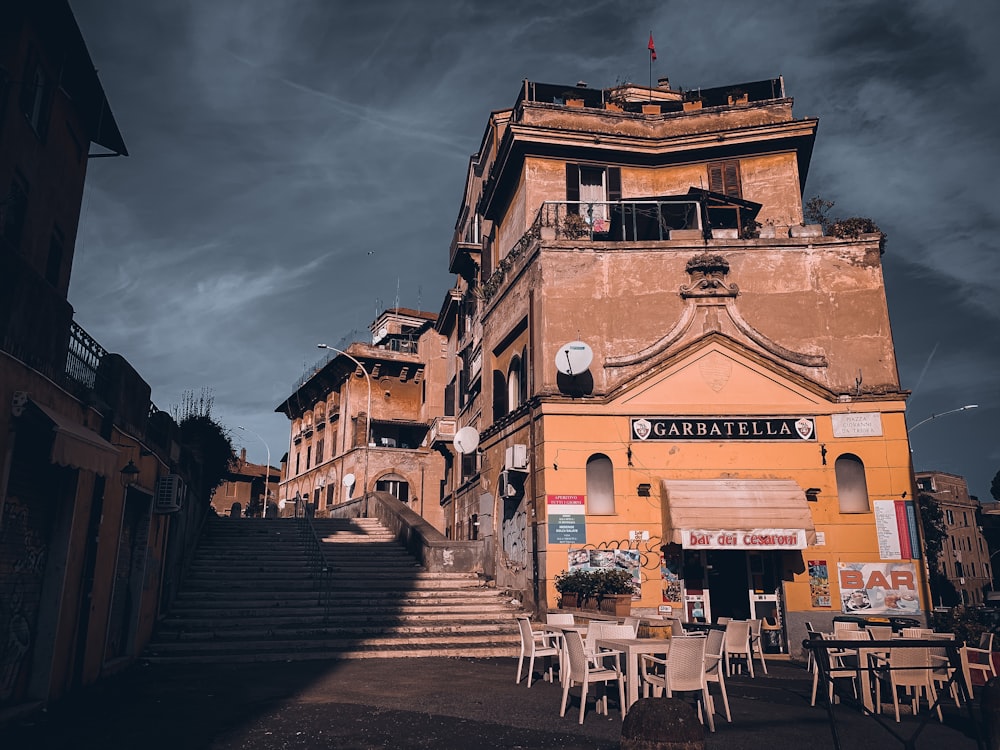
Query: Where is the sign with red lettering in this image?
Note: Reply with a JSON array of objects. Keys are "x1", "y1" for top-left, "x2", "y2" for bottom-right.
[
  {"x1": 682, "y1": 528, "x2": 806, "y2": 550},
  {"x1": 837, "y1": 562, "x2": 920, "y2": 614}
]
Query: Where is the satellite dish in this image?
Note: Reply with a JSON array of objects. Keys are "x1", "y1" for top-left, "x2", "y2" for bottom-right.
[
  {"x1": 453, "y1": 426, "x2": 480, "y2": 455},
  {"x1": 343, "y1": 473, "x2": 356, "y2": 487},
  {"x1": 279, "y1": 499, "x2": 287, "y2": 511},
  {"x1": 555, "y1": 341, "x2": 593, "y2": 376}
]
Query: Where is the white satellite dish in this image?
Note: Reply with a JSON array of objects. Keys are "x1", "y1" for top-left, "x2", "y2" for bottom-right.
[
  {"x1": 343, "y1": 473, "x2": 356, "y2": 487},
  {"x1": 555, "y1": 341, "x2": 593, "y2": 376},
  {"x1": 453, "y1": 426, "x2": 480, "y2": 455},
  {"x1": 278, "y1": 499, "x2": 287, "y2": 511}
]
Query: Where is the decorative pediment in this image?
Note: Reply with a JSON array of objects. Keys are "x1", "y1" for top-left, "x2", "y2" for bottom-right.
[{"x1": 606, "y1": 252, "x2": 827, "y2": 370}]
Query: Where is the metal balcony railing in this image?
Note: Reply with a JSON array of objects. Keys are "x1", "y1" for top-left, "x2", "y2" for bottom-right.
[
  {"x1": 539, "y1": 199, "x2": 704, "y2": 241},
  {"x1": 66, "y1": 320, "x2": 107, "y2": 389}
]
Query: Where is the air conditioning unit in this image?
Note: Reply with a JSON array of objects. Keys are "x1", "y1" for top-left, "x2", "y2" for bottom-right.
[
  {"x1": 504, "y1": 444, "x2": 528, "y2": 472},
  {"x1": 154, "y1": 474, "x2": 184, "y2": 514}
]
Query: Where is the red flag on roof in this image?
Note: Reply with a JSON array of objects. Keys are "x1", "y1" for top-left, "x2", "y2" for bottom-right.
[{"x1": 648, "y1": 32, "x2": 656, "y2": 61}]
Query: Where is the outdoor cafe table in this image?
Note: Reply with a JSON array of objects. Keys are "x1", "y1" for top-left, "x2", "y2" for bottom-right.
[
  {"x1": 596, "y1": 636, "x2": 673, "y2": 709},
  {"x1": 815, "y1": 634, "x2": 958, "y2": 714},
  {"x1": 543, "y1": 623, "x2": 587, "y2": 686}
]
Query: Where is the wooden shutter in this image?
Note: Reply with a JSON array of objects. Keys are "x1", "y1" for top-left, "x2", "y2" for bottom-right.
[
  {"x1": 565, "y1": 164, "x2": 580, "y2": 213},
  {"x1": 708, "y1": 160, "x2": 741, "y2": 198},
  {"x1": 607, "y1": 167, "x2": 622, "y2": 202}
]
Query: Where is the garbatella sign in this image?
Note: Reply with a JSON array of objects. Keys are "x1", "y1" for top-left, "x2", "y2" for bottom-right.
[{"x1": 631, "y1": 416, "x2": 816, "y2": 441}]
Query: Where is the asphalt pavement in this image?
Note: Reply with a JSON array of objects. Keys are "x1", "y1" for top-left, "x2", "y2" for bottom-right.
[{"x1": 0, "y1": 656, "x2": 986, "y2": 749}]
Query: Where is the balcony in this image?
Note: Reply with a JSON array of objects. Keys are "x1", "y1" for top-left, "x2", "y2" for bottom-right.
[{"x1": 428, "y1": 417, "x2": 457, "y2": 446}]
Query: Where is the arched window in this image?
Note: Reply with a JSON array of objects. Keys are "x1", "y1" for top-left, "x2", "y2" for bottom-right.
[
  {"x1": 835, "y1": 454, "x2": 870, "y2": 513},
  {"x1": 492, "y1": 370, "x2": 507, "y2": 421},
  {"x1": 375, "y1": 473, "x2": 410, "y2": 503},
  {"x1": 519, "y1": 346, "x2": 528, "y2": 404},
  {"x1": 507, "y1": 356, "x2": 522, "y2": 412},
  {"x1": 586, "y1": 453, "x2": 615, "y2": 515}
]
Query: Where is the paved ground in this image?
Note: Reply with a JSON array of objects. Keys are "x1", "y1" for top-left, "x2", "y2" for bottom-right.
[{"x1": 0, "y1": 657, "x2": 986, "y2": 749}]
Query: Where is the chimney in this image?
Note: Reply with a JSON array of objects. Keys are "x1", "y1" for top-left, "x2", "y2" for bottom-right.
[
  {"x1": 240, "y1": 447, "x2": 247, "y2": 463},
  {"x1": 657, "y1": 77, "x2": 671, "y2": 90}
]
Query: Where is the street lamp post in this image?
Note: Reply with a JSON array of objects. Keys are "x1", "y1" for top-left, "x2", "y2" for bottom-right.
[
  {"x1": 907, "y1": 404, "x2": 978, "y2": 434},
  {"x1": 237, "y1": 425, "x2": 271, "y2": 519},
  {"x1": 317, "y1": 344, "x2": 373, "y2": 501}
]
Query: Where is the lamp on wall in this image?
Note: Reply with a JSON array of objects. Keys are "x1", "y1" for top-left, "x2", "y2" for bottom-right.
[
  {"x1": 120, "y1": 459, "x2": 140, "y2": 488},
  {"x1": 637, "y1": 483, "x2": 652, "y2": 497},
  {"x1": 805, "y1": 488, "x2": 821, "y2": 502}
]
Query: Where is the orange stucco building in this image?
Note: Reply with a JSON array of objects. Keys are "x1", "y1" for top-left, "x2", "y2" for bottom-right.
[
  {"x1": 275, "y1": 308, "x2": 449, "y2": 531},
  {"x1": 437, "y1": 77, "x2": 926, "y2": 656}
]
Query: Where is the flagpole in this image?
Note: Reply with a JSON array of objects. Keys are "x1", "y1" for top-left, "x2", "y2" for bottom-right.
[{"x1": 648, "y1": 30, "x2": 653, "y2": 101}]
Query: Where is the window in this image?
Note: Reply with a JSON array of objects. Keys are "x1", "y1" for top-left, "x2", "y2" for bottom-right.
[
  {"x1": 586, "y1": 453, "x2": 615, "y2": 515},
  {"x1": 507, "y1": 356, "x2": 522, "y2": 412},
  {"x1": 566, "y1": 164, "x2": 621, "y2": 226},
  {"x1": 708, "y1": 160, "x2": 742, "y2": 198},
  {"x1": 946, "y1": 509, "x2": 954, "y2": 525},
  {"x1": 492, "y1": 369, "x2": 507, "y2": 421},
  {"x1": 326, "y1": 484, "x2": 334, "y2": 507},
  {"x1": 19, "y1": 49, "x2": 51, "y2": 138},
  {"x1": 956, "y1": 561, "x2": 964, "y2": 578},
  {"x1": 316, "y1": 438, "x2": 324, "y2": 463},
  {"x1": 306, "y1": 446, "x2": 311, "y2": 469},
  {"x1": 295, "y1": 452, "x2": 300, "y2": 474},
  {"x1": 46, "y1": 227, "x2": 64, "y2": 287},
  {"x1": 835, "y1": 454, "x2": 870, "y2": 513},
  {"x1": 444, "y1": 378, "x2": 456, "y2": 417},
  {"x1": 2, "y1": 173, "x2": 28, "y2": 249},
  {"x1": 376, "y1": 474, "x2": 409, "y2": 503}
]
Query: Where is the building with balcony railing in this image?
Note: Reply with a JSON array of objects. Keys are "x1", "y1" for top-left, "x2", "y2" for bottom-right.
[
  {"x1": 275, "y1": 308, "x2": 449, "y2": 531},
  {"x1": 435, "y1": 73, "x2": 919, "y2": 658}
]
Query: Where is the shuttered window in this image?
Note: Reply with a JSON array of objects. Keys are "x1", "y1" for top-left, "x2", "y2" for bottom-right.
[{"x1": 708, "y1": 160, "x2": 742, "y2": 198}]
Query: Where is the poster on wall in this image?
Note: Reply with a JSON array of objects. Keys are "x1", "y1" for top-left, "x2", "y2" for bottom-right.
[
  {"x1": 567, "y1": 548, "x2": 642, "y2": 599},
  {"x1": 808, "y1": 560, "x2": 831, "y2": 607},
  {"x1": 661, "y1": 547, "x2": 683, "y2": 604},
  {"x1": 547, "y1": 495, "x2": 586, "y2": 544},
  {"x1": 837, "y1": 561, "x2": 920, "y2": 614},
  {"x1": 874, "y1": 500, "x2": 919, "y2": 560}
]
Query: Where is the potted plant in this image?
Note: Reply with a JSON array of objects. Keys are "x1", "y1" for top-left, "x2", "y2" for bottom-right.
[
  {"x1": 595, "y1": 569, "x2": 635, "y2": 617},
  {"x1": 554, "y1": 569, "x2": 593, "y2": 609},
  {"x1": 560, "y1": 212, "x2": 590, "y2": 239}
]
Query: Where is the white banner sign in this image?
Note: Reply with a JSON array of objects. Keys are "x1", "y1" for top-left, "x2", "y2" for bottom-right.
[{"x1": 683, "y1": 528, "x2": 807, "y2": 550}]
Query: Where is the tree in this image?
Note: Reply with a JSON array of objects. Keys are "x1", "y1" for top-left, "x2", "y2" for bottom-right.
[
  {"x1": 917, "y1": 492, "x2": 960, "y2": 607},
  {"x1": 172, "y1": 389, "x2": 234, "y2": 504},
  {"x1": 991, "y1": 469, "x2": 1000, "y2": 503}
]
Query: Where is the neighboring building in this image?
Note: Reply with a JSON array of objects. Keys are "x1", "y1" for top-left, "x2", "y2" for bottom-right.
[
  {"x1": 436, "y1": 76, "x2": 924, "y2": 654},
  {"x1": 213, "y1": 448, "x2": 280, "y2": 517},
  {"x1": 915, "y1": 471, "x2": 991, "y2": 606},
  {"x1": 275, "y1": 308, "x2": 449, "y2": 531},
  {"x1": 0, "y1": 0, "x2": 207, "y2": 710}
]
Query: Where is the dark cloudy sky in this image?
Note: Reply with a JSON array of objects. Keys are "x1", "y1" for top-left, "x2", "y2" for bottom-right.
[{"x1": 69, "y1": 1, "x2": 999, "y2": 499}]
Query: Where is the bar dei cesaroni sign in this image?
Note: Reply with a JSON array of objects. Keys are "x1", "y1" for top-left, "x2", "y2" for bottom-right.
[
  {"x1": 684, "y1": 529, "x2": 807, "y2": 550},
  {"x1": 631, "y1": 416, "x2": 816, "y2": 442}
]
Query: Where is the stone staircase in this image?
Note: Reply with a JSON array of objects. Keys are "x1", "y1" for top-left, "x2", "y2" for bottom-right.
[{"x1": 143, "y1": 516, "x2": 520, "y2": 663}]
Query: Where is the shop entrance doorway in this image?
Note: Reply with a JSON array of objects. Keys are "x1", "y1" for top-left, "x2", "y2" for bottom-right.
[{"x1": 682, "y1": 549, "x2": 782, "y2": 622}]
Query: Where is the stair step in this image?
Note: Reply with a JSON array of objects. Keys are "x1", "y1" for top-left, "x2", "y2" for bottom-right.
[{"x1": 146, "y1": 515, "x2": 519, "y2": 663}]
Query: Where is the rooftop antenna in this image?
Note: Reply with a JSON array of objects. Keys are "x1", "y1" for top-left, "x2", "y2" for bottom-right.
[{"x1": 394, "y1": 277, "x2": 400, "y2": 312}]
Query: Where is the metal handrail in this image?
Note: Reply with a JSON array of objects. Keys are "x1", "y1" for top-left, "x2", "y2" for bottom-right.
[{"x1": 299, "y1": 515, "x2": 333, "y2": 622}]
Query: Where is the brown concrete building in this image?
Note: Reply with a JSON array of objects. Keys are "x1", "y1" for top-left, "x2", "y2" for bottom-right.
[
  {"x1": 275, "y1": 308, "x2": 449, "y2": 531},
  {"x1": 915, "y1": 471, "x2": 991, "y2": 606},
  {"x1": 436, "y1": 76, "x2": 925, "y2": 654},
  {"x1": 0, "y1": 0, "x2": 211, "y2": 710},
  {"x1": 213, "y1": 448, "x2": 280, "y2": 518}
]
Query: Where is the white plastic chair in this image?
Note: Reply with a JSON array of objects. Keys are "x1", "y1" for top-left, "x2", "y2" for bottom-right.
[
  {"x1": 515, "y1": 615, "x2": 560, "y2": 687},
  {"x1": 748, "y1": 619, "x2": 768, "y2": 675},
  {"x1": 810, "y1": 629, "x2": 870, "y2": 706},
  {"x1": 704, "y1": 626, "x2": 732, "y2": 723},
  {"x1": 546, "y1": 613, "x2": 576, "y2": 625},
  {"x1": 622, "y1": 616, "x2": 642, "y2": 636},
  {"x1": 641, "y1": 636, "x2": 715, "y2": 732},
  {"x1": 560, "y1": 628, "x2": 626, "y2": 724},
  {"x1": 724, "y1": 620, "x2": 754, "y2": 677},
  {"x1": 875, "y1": 646, "x2": 943, "y2": 723},
  {"x1": 960, "y1": 631, "x2": 996, "y2": 696}
]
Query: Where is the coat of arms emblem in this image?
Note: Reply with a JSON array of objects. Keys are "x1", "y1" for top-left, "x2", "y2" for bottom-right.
[
  {"x1": 795, "y1": 417, "x2": 815, "y2": 440},
  {"x1": 633, "y1": 418, "x2": 652, "y2": 440}
]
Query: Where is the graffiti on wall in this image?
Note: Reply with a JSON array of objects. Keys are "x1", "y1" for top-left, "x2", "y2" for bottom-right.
[{"x1": 501, "y1": 510, "x2": 528, "y2": 570}]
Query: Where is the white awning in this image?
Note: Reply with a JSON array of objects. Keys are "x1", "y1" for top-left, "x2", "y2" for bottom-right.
[
  {"x1": 660, "y1": 478, "x2": 816, "y2": 549},
  {"x1": 31, "y1": 401, "x2": 120, "y2": 477}
]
